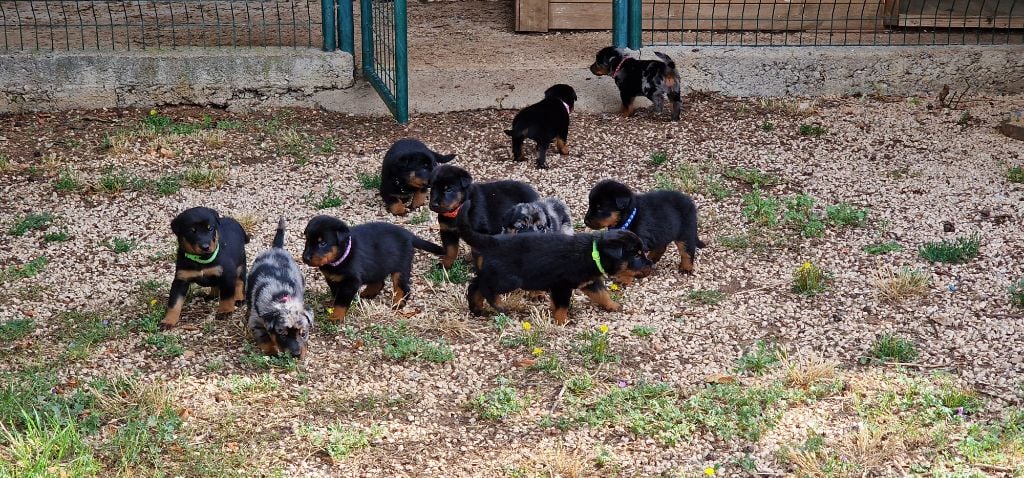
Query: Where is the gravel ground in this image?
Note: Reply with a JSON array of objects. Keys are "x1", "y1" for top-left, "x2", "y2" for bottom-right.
[{"x1": 1, "y1": 93, "x2": 1023, "y2": 476}]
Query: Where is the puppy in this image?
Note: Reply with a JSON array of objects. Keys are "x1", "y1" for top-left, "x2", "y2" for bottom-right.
[
  {"x1": 458, "y1": 200, "x2": 652, "y2": 325},
  {"x1": 589, "y1": 47, "x2": 682, "y2": 121},
  {"x1": 505, "y1": 84, "x2": 577, "y2": 169},
  {"x1": 380, "y1": 138, "x2": 456, "y2": 216},
  {"x1": 302, "y1": 216, "x2": 444, "y2": 322},
  {"x1": 584, "y1": 179, "x2": 705, "y2": 275},
  {"x1": 429, "y1": 164, "x2": 539, "y2": 268},
  {"x1": 163, "y1": 207, "x2": 249, "y2": 329},
  {"x1": 246, "y1": 218, "x2": 313, "y2": 358},
  {"x1": 502, "y1": 197, "x2": 574, "y2": 235}
]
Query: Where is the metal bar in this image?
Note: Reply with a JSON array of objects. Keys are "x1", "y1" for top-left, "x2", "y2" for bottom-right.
[
  {"x1": 627, "y1": 0, "x2": 642, "y2": 49},
  {"x1": 322, "y1": 0, "x2": 336, "y2": 50},
  {"x1": 339, "y1": 0, "x2": 355, "y2": 54},
  {"x1": 361, "y1": 0, "x2": 375, "y2": 76},
  {"x1": 612, "y1": 0, "x2": 627, "y2": 48}
]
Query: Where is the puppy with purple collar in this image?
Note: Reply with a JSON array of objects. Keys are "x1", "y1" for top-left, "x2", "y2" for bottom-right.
[{"x1": 505, "y1": 84, "x2": 577, "y2": 169}]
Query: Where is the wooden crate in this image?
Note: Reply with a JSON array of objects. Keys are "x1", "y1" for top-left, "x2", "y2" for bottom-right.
[{"x1": 517, "y1": 0, "x2": 885, "y2": 31}]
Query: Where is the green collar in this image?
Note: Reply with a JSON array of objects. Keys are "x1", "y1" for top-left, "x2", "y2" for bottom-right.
[
  {"x1": 591, "y1": 240, "x2": 607, "y2": 277},
  {"x1": 184, "y1": 243, "x2": 220, "y2": 264}
]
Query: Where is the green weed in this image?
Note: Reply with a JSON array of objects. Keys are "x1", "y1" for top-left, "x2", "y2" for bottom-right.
[
  {"x1": 1010, "y1": 277, "x2": 1024, "y2": 309},
  {"x1": 793, "y1": 261, "x2": 828, "y2": 296},
  {"x1": 469, "y1": 379, "x2": 527, "y2": 421},
  {"x1": 0, "y1": 409, "x2": 101, "y2": 477},
  {"x1": 306, "y1": 424, "x2": 382, "y2": 461},
  {"x1": 58, "y1": 311, "x2": 115, "y2": 359},
  {"x1": 741, "y1": 189, "x2": 781, "y2": 227},
  {"x1": 918, "y1": 233, "x2": 980, "y2": 264},
  {"x1": 0, "y1": 256, "x2": 49, "y2": 282},
  {"x1": 357, "y1": 172, "x2": 382, "y2": 190},
  {"x1": 688, "y1": 289, "x2": 724, "y2": 305},
  {"x1": 863, "y1": 241, "x2": 903, "y2": 255},
  {"x1": 735, "y1": 340, "x2": 782, "y2": 376},
  {"x1": 725, "y1": 167, "x2": 782, "y2": 188},
  {"x1": 649, "y1": 151, "x2": 669, "y2": 166},
  {"x1": 309, "y1": 182, "x2": 344, "y2": 209},
  {"x1": 145, "y1": 333, "x2": 184, "y2": 358},
  {"x1": 153, "y1": 174, "x2": 182, "y2": 196},
  {"x1": 783, "y1": 194, "x2": 825, "y2": 238},
  {"x1": 500, "y1": 320, "x2": 542, "y2": 349},
  {"x1": 868, "y1": 333, "x2": 919, "y2": 363},
  {"x1": 717, "y1": 235, "x2": 750, "y2": 250},
  {"x1": 182, "y1": 163, "x2": 228, "y2": 189},
  {"x1": 408, "y1": 207, "x2": 431, "y2": 225},
  {"x1": 1008, "y1": 166, "x2": 1024, "y2": 184},
  {"x1": 826, "y1": 203, "x2": 869, "y2": 227},
  {"x1": 318, "y1": 138, "x2": 336, "y2": 154},
  {"x1": 425, "y1": 259, "x2": 471, "y2": 285},
  {"x1": 798, "y1": 123, "x2": 827, "y2": 137},
  {"x1": 0, "y1": 318, "x2": 34, "y2": 342},
  {"x1": 53, "y1": 168, "x2": 81, "y2": 192},
  {"x1": 565, "y1": 374, "x2": 595, "y2": 395},
  {"x1": 761, "y1": 121, "x2": 775, "y2": 132},
  {"x1": 653, "y1": 172, "x2": 676, "y2": 191},
  {"x1": 368, "y1": 322, "x2": 454, "y2": 363},
  {"x1": 8, "y1": 212, "x2": 54, "y2": 236},
  {"x1": 631, "y1": 326, "x2": 656, "y2": 337},
  {"x1": 576, "y1": 325, "x2": 617, "y2": 365},
  {"x1": 224, "y1": 374, "x2": 281, "y2": 395},
  {"x1": 572, "y1": 382, "x2": 690, "y2": 445},
  {"x1": 97, "y1": 168, "x2": 146, "y2": 194},
  {"x1": 105, "y1": 237, "x2": 139, "y2": 254}
]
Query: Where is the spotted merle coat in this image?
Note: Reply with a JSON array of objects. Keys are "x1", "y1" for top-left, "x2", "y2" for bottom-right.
[{"x1": 589, "y1": 47, "x2": 682, "y2": 121}]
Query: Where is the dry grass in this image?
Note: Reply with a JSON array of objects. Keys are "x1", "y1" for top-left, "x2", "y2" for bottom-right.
[
  {"x1": 874, "y1": 266, "x2": 930, "y2": 303},
  {"x1": 231, "y1": 211, "x2": 260, "y2": 238},
  {"x1": 783, "y1": 354, "x2": 839, "y2": 390},
  {"x1": 193, "y1": 129, "x2": 227, "y2": 148},
  {"x1": 513, "y1": 444, "x2": 595, "y2": 478}
]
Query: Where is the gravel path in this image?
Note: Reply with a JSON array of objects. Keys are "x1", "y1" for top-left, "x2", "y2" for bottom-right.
[{"x1": 1, "y1": 94, "x2": 1022, "y2": 475}]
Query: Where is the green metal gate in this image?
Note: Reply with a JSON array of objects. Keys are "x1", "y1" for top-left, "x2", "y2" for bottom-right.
[{"x1": 324, "y1": 0, "x2": 408, "y2": 123}]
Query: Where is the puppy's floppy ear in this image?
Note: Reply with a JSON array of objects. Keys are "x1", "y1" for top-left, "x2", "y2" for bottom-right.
[
  {"x1": 170, "y1": 214, "x2": 185, "y2": 235},
  {"x1": 599, "y1": 237, "x2": 626, "y2": 260},
  {"x1": 458, "y1": 173, "x2": 472, "y2": 189},
  {"x1": 614, "y1": 193, "x2": 631, "y2": 210},
  {"x1": 436, "y1": 153, "x2": 456, "y2": 164}
]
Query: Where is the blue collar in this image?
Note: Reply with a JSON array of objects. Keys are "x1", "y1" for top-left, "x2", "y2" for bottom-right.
[{"x1": 616, "y1": 208, "x2": 637, "y2": 230}]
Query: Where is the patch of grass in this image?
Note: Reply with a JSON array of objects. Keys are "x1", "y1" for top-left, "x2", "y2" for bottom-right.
[
  {"x1": 41, "y1": 230, "x2": 70, "y2": 243},
  {"x1": 0, "y1": 153, "x2": 10, "y2": 170},
  {"x1": 97, "y1": 167, "x2": 146, "y2": 194},
  {"x1": 863, "y1": 241, "x2": 903, "y2": 255},
  {"x1": 8, "y1": 212, "x2": 54, "y2": 236},
  {"x1": 783, "y1": 194, "x2": 825, "y2": 238},
  {"x1": 368, "y1": 322, "x2": 454, "y2": 363},
  {"x1": 0, "y1": 256, "x2": 49, "y2": 282},
  {"x1": 798, "y1": 123, "x2": 827, "y2": 137},
  {"x1": 1008, "y1": 166, "x2": 1024, "y2": 184},
  {"x1": 684, "y1": 382, "x2": 793, "y2": 441},
  {"x1": 57, "y1": 310, "x2": 115, "y2": 359},
  {"x1": 565, "y1": 374, "x2": 595, "y2": 395},
  {"x1": 735, "y1": 340, "x2": 782, "y2": 376},
  {"x1": 104, "y1": 237, "x2": 139, "y2": 254},
  {"x1": 318, "y1": 138, "x2": 336, "y2": 154},
  {"x1": 717, "y1": 235, "x2": 750, "y2": 250},
  {"x1": 277, "y1": 128, "x2": 309, "y2": 159},
  {"x1": 304, "y1": 423, "x2": 382, "y2": 461},
  {"x1": 529, "y1": 354, "x2": 563, "y2": 375},
  {"x1": 792, "y1": 261, "x2": 828, "y2": 296},
  {"x1": 216, "y1": 119, "x2": 242, "y2": 130},
  {"x1": 98, "y1": 379, "x2": 184, "y2": 471},
  {"x1": 0, "y1": 409, "x2": 101, "y2": 477},
  {"x1": 357, "y1": 172, "x2": 382, "y2": 190},
  {"x1": 239, "y1": 343, "x2": 299, "y2": 370},
  {"x1": 649, "y1": 151, "x2": 669, "y2": 166},
  {"x1": 182, "y1": 162, "x2": 228, "y2": 189},
  {"x1": 500, "y1": 320, "x2": 543, "y2": 349},
  {"x1": 0, "y1": 318, "x2": 34, "y2": 342},
  {"x1": 142, "y1": 110, "x2": 213, "y2": 136},
  {"x1": 308, "y1": 181, "x2": 344, "y2": 209},
  {"x1": 653, "y1": 172, "x2": 676, "y2": 191},
  {"x1": 918, "y1": 233, "x2": 980, "y2": 264},
  {"x1": 874, "y1": 267, "x2": 930, "y2": 303},
  {"x1": 408, "y1": 207, "x2": 431, "y2": 225},
  {"x1": 761, "y1": 121, "x2": 775, "y2": 132},
  {"x1": 469, "y1": 379, "x2": 527, "y2": 421},
  {"x1": 725, "y1": 167, "x2": 782, "y2": 189},
  {"x1": 741, "y1": 189, "x2": 781, "y2": 226},
  {"x1": 575, "y1": 325, "x2": 617, "y2": 365},
  {"x1": 145, "y1": 332, "x2": 184, "y2": 358},
  {"x1": 53, "y1": 168, "x2": 82, "y2": 192},
  {"x1": 868, "y1": 333, "x2": 919, "y2": 363},
  {"x1": 224, "y1": 374, "x2": 281, "y2": 395},
  {"x1": 826, "y1": 203, "x2": 869, "y2": 227},
  {"x1": 572, "y1": 382, "x2": 691, "y2": 445},
  {"x1": 1010, "y1": 277, "x2": 1024, "y2": 309},
  {"x1": 631, "y1": 326, "x2": 656, "y2": 337},
  {"x1": 492, "y1": 313, "x2": 513, "y2": 331},
  {"x1": 425, "y1": 259, "x2": 471, "y2": 285},
  {"x1": 959, "y1": 408, "x2": 1024, "y2": 468},
  {"x1": 957, "y1": 110, "x2": 973, "y2": 126},
  {"x1": 153, "y1": 174, "x2": 182, "y2": 196},
  {"x1": 688, "y1": 289, "x2": 724, "y2": 305}
]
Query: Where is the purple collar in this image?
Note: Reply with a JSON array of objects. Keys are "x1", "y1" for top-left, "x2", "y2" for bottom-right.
[{"x1": 328, "y1": 237, "x2": 353, "y2": 267}]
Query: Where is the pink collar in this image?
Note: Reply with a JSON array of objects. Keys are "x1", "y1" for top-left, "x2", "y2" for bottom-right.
[
  {"x1": 612, "y1": 57, "x2": 632, "y2": 77},
  {"x1": 561, "y1": 100, "x2": 571, "y2": 115},
  {"x1": 328, "y1": 237, "x2": 353, "y2": 267}
]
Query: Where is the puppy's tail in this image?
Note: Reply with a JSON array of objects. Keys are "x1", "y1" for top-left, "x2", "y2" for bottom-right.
[
  {"x1": 654, "y1": 52, "x2": 680, "y2": 89},
  {"x1": 504, "y1": 129, "x2": 515, "y2": 137},
  {"x1": 412, "y1": 237, "x2": 445, "y2": 256},
  {"x1": 272, "y1": 217, "x2": 286, "y2": 249},
  {"x1": 456, "y1": 200, "x2": 499, "y2": 250},
  {"x1": 436, "y1": 152, "x2": 457, "y2": 164}
]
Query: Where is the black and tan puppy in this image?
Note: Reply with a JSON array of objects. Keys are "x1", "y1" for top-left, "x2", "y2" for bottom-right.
[
  {"x1": 589, "y1": 47, "x2": 682, "y2": 121},
  {"x1": 246, "y1": 218, "x2": 313, "y2": 358},
  {"x1": 163, "y1": 207, "x2": 249, "y2": 330},
  {"x1": 380, "y1": 138, "x2": 456, "y2": 216},
  {"x1": 584, "y1": 179, "x2": 704, "y2": 275},
  {"x1": 302, "y1": 215, "x2": 444, "y2": 322},
  {"x1": 458, "y1": 200, "x2": 652, "y2": 325},
  {"x1": 428, "y1": 164, "x2": 539, "y2": 268},
  {"x1": 502, "y1": 197, "x2": 574, "y2": 235},
  {"x1": 505, "y1": 84, "x2": 577, "y2": 169}
]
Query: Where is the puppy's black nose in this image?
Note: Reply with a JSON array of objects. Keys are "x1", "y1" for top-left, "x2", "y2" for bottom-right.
[{"x1": 200, "y1": 243, "x2": 211, "y2": 252}]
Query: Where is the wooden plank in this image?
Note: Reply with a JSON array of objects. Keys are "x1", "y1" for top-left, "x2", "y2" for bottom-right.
[
  {"x1": 549, "y1": 0, "x2": 883, "y2": 30},
  {"x1": 516, "y1": 0, "x2": 550, "y2": 32},
  {"x1": 898, "y1": 14, "x2": 1024, "y2": 27}
]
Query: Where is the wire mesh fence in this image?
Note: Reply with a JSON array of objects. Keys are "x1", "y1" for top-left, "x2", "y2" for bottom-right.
[
  {"x1": 642, "y1": 0, "x2": 1024, "y2": 45},
  {"x1": 1, "y1": 1, "x2": 325, "y2": 51}
]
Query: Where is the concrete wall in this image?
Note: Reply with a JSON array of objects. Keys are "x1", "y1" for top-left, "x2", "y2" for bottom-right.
[
  {"x1": 1, "y1": 45, "x2": 1021, "y2": 115},
  {"x1": 0, "y1": 48, "x2": 354, "y2": 113}
]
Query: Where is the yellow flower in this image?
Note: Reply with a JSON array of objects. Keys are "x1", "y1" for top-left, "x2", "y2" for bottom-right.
[
  {"x1": 149, "y1": 108, "x2": 157, "y2": 116},
  {"x1": 609, "y1": 283, "x2": 620, "y2": 291},
  {"x1": 522, "y1": 321, "x2": 532, "y2": 332},
  {"x1": 802, "y1": 261, "x2": 812, "y2": 270},
  {"x1": 599, "y1": 324, "x2": 609, "y2": 334},
  {"x1": 704, "y1": 467, "x2": 716, "y2": 476},
  {"x1": 327, "y1": 307, "x2": 334, "y2": 315},
  {"x1": 532, "y1": 347, "x2": 543, "y2": 356},
  {"x1": 149, "y1": 299, "x2": 157, "y2": 306}
]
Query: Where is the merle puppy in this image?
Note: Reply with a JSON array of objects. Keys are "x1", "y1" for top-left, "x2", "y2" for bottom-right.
[
  {"x1": 380, "y1": 138, "x2": 457, "y2": 216},
  {"x1": 502, "y1": 197, "x2": 574, "y2": 235},
  {"x1": 589, "y1": 47, "x2": 682, "y2": 121},
  {"x1": 458, "y1": 200, "x2": 653, "y2": 325},
  {"x1": 505, "y1": 84, "x2": 577, "y2": 169},
  {"x1": 584, "y1": 179, "x2": 704, "y2": 275},
  {"x1": 428, "y1": 164, "x2": 539, "y2": 268},
  {"x1": 246, "y1": 218, "x2": 313, "y2": 358},
  {"x1": 163, "y1": 207, "x2": 249, "y2": 330},
  {"x1": 302, "y1": 215, "x2": 444, "y2": 322}
]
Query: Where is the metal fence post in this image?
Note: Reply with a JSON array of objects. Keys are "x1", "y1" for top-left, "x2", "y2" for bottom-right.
[
  {"x1": 360, "y1": 0, "x2": 374, "y2": 75},
  {"x1": 612, "y1": 0, "x2": 627, "y2": 48},
  {"x1": 321, "y1": 0, "x2": 336, "y2": 51},
  {"x1": 394, "y1": 0, "x2": 409, "y2": 123},
  {"x1": 627, "y1": 0, "x2": 642, "y2": 49},
  {"x1": 337, "y1": 0, "x2": 355, "y2": 54}
]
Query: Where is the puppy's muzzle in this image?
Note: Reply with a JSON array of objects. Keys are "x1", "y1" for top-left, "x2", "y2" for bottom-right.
[{"x1": 590, "y1": 64, "x2": 609, "y2": 76}]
